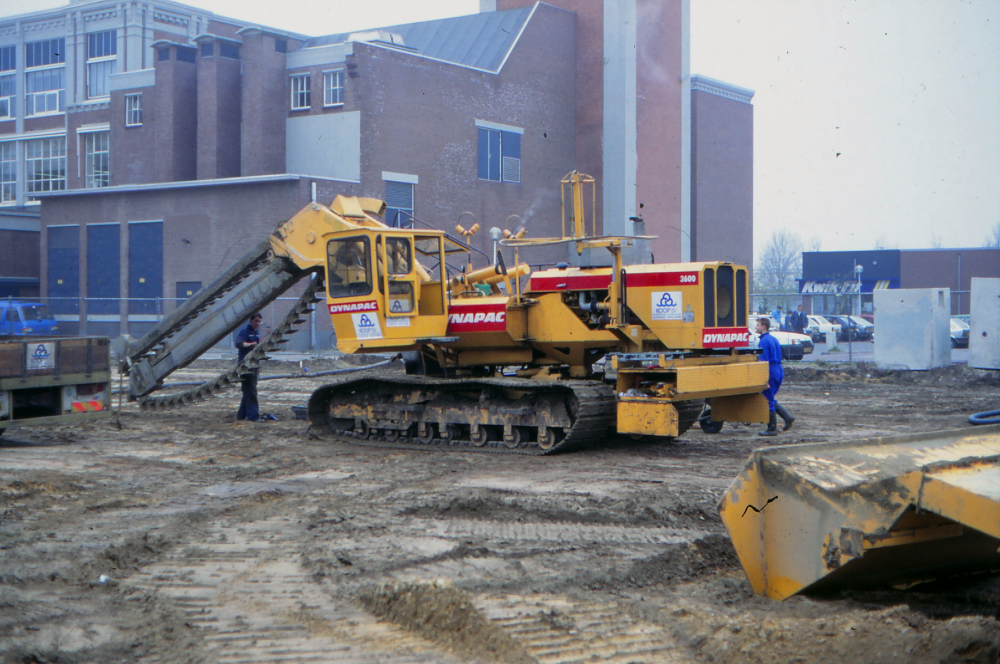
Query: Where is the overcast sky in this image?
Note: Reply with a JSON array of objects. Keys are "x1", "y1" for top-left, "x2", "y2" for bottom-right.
[{"x1": 5, "y1": 0, "x2": 998, "y2": 255}]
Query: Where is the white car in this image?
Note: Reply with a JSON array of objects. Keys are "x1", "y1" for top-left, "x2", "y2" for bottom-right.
[
  {"x1": 805, "y1": 315, "x2": 841, "y2": 343},
  {"x1": 748, "y1": 327, "x2": 814, "y2": 360}
]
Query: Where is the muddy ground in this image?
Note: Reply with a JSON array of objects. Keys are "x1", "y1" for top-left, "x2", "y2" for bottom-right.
[{"x1": 1, "y1": 358, "x2": 998, "y2": 664}]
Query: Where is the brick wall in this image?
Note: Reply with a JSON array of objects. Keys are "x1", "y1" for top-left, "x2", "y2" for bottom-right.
[
  {"x1": 241, "y1": 30, "x2": 288, "y2": 176},
  {"x1": 153, "y1": 44, "x2": 198, "y2": 182},
  {"x1": 0, "y1": 229, "x2": 40, "y2": 279},
  {"x1": 197, "y1": 40, "x2": 242, "y2": 179},
  {"x1": 111, "y1": 85, "x2": 157, "y2": 185},
  {"x1": 353, "y1": 3, "x2": 578, "y2": 269},
  {"x1": 691, "y1": 88, "x2": 754, "y2": 276}
]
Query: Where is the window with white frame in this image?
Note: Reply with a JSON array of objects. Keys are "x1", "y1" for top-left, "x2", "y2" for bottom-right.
[
  {"x1": 0, "y1": 142, "x2": 15, "y2": 203},
  {"x1": 323, "y1": 70, "x2": 344, "y2": 106},
  {"x1": 25, "y1": 38, "x2": 65, "y2": 116},
  {"x1": 87, "y1": 30, "x2": 117, "y2": 99},
  {"x1": 385, "y1": 181, "x2": 414, "y2": 228},
  {"x1": 290, "y1": 74, "x2": 310, "y2": 110},
  {"x1": 0, "y1": 46, "x2": 14, "y2": 119},
  {"x1": 85, "y1": 132, "x2": 110, "y2": 188},
  {"x1": 477, "y1": 125, "x2": 521, "y2": 183},
  {"x1": 26, "y1": 137, "x2": 66, "y2": 199},
  {"x1": 125, "y1": 93, "x2": 142, "y2": 126}
]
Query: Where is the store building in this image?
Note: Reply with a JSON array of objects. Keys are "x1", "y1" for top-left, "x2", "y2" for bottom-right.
[{"x1": 800, "y1": 248, "x2": 1000, "y2": 316}]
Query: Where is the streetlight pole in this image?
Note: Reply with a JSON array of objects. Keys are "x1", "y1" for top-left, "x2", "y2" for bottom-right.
[{"x1": 849, "y1": 263, "x2": 863, "y2": 362}]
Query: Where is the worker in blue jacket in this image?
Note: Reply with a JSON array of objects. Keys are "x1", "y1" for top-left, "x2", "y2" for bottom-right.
[
  {"x1": 235, "y1": 313, "x2": 262, "y2": 421},
  {"x1": 756, "y1": 316, "x2": 795, "y2": 436}
]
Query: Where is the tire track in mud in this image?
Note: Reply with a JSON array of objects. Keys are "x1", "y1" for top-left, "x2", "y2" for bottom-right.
[
  {"x1": 126, "y1": 516, "x2": 466, "y2": 664},
  {"x1": 122, "y1": 507, "x2": 708, "y2": 663},
  {"x1": 478, "y1": 595, "x2": 686, "y2": 663},
  {"x1": 406, "y1": 517, "x2": 707, "y2": 546}
]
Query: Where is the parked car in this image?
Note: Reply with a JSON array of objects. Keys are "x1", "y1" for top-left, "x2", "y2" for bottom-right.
[
  {"x1": 748, "y1": 326, "x2": 814, "y2": 361},
  {"x1": 823, "y1": 316, "x2": 875, "y2": 341},
  {"x1": 845, "y1": 315, "x2": 875, "y2": 341},
  {"x1": 950, "y1": 317, "x2": 970, "y2": 348},
  {"x1": 805, "y1": 315, "x2": 841, "y2": 343},
  {"x1": 0, "y1": 300, "x2": 59, "y2": 336}
]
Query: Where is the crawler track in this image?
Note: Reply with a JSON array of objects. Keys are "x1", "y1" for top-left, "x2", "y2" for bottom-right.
[{"x1": 307, "y1": 376, "x2": 705, "y2": 455}]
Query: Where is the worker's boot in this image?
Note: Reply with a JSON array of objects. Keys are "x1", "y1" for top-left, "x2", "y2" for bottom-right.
[
  {"x1": 759, "y1": 411, "x2": 778, "y2": 437},
  {"x1": 775, "y1": 403, "x2": 795, "y2": 432}
]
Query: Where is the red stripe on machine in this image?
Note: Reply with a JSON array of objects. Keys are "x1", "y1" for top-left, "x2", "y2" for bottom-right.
[
  {"x1": 447, "y1": 303, "x2": 507, "y2": 333},
  {"x1": 329, "y1": 301, "x2": 379, "y2": 315},
  {"x1": 529, "y1": 274, "x2": 612, "y2": 292},
  {"x1": 702, "y1": 327, "x2": 750, "y2": 348},
  {"x1": 626, "y1": 272, "x2": 699, "y2": 287}
]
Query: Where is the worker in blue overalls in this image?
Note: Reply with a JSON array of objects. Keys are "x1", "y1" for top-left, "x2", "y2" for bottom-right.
[
  {"x1": 756, "y1": 316, "x2": 796, "y2": 436},
  {"x1": 235, "y1": 313, "x2": 262, "y2": 422}
]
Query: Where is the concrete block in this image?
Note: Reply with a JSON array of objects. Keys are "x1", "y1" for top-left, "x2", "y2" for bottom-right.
[
  {"x1": 874, "y1": 288, "x2": 951, "y2": 370},
  {"x1": 969, "y1": 278, "x2": 1000, "y2": 370}
]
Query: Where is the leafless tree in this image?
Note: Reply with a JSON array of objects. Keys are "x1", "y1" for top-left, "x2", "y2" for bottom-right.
[
  {"x1": 930, "y1": 233, "x2": 943, "y2": 249},
  {"x1": 808, "y1": 236, "x2": 823, "y2": 252},
  {"x1": 984, "y1": 222, "x2": 1000, "y2": 248},
  {"x1": 754, "y1": 229, "x2": 803, "y2": 313}
]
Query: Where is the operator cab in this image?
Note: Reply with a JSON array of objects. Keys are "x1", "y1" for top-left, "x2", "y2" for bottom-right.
[{"x1": 324, "y1": 229, "x2": 465, "y2": 352}]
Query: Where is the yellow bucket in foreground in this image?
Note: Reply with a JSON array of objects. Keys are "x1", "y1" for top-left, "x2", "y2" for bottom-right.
[{"x1": 719, "y1": 424, "x2": 1000, "y2": 600}]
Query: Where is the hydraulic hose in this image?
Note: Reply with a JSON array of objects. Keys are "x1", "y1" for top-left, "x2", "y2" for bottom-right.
[{"x1": 968, "y1": 409, "x2": 1000, "y2": 426}]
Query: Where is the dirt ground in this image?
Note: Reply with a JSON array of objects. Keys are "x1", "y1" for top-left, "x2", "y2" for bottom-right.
[{"x1": 1, "y1": 358, "x2": 998, "y2": 664}]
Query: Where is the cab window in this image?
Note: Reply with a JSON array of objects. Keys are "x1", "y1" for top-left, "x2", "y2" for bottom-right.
[
  {"x1": 327, "y1": 236, "x2": 372, "y2": 298},
  {"x1": 385, "y1": 237, "x2": 411, "y2": 275}
]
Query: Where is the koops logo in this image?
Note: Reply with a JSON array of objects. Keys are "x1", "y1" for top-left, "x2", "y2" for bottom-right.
[
  {"x1": 651, "y1": 291, "x2": 683, "y2": 321},
  {"x1": 329, "y1": 301, "x2": 378, "y2": 315},
  {"x1": 702, "y1": 327, "x2": 750, "y2": 348},
  {"x1": 447, "y1": 303, "x2": 507, "y2": 333}
]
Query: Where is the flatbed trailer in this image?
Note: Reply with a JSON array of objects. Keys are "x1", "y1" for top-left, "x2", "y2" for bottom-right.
[{"x1": 0, "y1": 336, "x2": 111, "y2": 435}]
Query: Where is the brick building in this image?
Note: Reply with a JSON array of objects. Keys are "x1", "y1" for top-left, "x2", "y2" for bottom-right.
[{"x1": 0, "y1": 0, "x2": 754, "y2": 346}]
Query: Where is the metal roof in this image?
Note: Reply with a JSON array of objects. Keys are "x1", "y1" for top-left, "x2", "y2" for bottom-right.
[{"x1": 303, "y1": 5, "x2": 535, "y2": 73}]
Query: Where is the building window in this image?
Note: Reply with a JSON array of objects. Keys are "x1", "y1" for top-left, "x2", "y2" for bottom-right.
[
  {"x1": 86, "y1": 30, "x2": 116, "y2": 99},
  {"x1": 158, "y1": 48, "x2": 170, "y2": 61},
  {"x1": 26, "y1": 137, "x2": 66, "y2": 199},
  {"x1": 477, "y1": 127, "x2": 521, "y2": 183},
  {"x1": 201, "y1": 43, "x2": 213, "y2": 57},
  {"x1": 26, "y1": 68, "x2": 65, "y2": 116},
  {"x1": 0, "y1": 142, "x2": 15, "y2": 203},
  {"x1": 290, "y1": 74, "x2": 310, "y2": 110},
  {"x1": 176, "y1": 47, "x2": 196, "y2": 64},
  {"x1": 0, "y1": 74, "x2": 14, "y2": 120},
  {"x1": 0, "y1": 46, "x2": 13, "y2": 119},
  {"x1": 85, "y1": 132, "x2": 110, "y2": 188},
  {"x1": 25, "y1": 38, "x2": 65, "y2": 68},
  {"x1": 323, "y1": 70, "x2": 343, "y2": 106},
  {"x1": 125, "y1": 93, "x2": 142, "y2": 126},
  {"x1": 275, "y1": 39, "x2": 287, "y2": 53},
  {"x1": 385, "y1": 181, "x2": 414, "y2": 228},
  {"x1": 219, "y1": 42, "x2": 239, "y2": 59},
  {"x1": 25, "y1": 38, "x2": 66, "y2": 116}
]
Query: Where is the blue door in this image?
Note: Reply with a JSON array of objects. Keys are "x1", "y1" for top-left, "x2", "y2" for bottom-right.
[
  {"x1": 87, "y1": 223, "x2": 120, "y2": 314},
  {"x1": 128, "y1": 221, "x2": 162, "y2": 315},
  {"x1": 48, "y1": 225, "x2": 80, "y2": 314}
]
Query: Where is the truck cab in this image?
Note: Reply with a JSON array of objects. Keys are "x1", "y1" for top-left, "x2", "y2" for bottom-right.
[{"x1": 0, "y1": 300, "x2": 59, "y2": 337}]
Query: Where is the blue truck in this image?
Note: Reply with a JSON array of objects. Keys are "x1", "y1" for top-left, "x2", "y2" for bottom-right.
[{"x1": 0, "y1": 299, "x2": 59, "y2": 337}]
